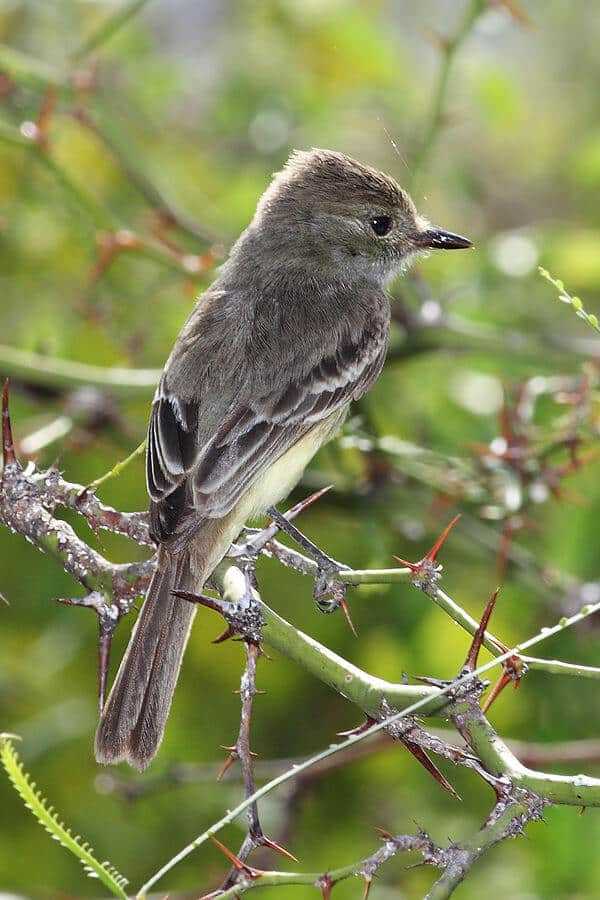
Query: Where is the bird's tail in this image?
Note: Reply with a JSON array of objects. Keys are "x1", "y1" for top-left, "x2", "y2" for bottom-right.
[{"x1": 94, "y1": 544, "x2": 199, "y2": 770}]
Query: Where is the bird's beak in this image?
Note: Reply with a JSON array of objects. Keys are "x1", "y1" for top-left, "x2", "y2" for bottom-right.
[{"x1": 416, "y1": 227, "x2": 473, "y2": 251}]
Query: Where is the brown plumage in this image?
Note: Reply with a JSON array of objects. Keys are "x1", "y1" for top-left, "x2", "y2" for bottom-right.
[{"x1": 95, "y1": 148, "x2": 472, "y2": 770}]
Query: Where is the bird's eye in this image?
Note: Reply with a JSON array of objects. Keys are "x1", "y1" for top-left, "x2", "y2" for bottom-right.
[{"x1": 370, "y1": 215, "x2": 392, "y2": 237}]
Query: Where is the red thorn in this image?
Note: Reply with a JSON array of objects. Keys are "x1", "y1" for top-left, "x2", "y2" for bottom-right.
[
  {"x1": 493, "y1": 0, "x2": 534, "y2": 28},
  {"x1": 216, "y1": 752, "x2": 237, "y2": 781},
  {"x1": 463, "y1": 589, "x2": 500, "y2": 672},
  {"x1": 260, "y1": 835, "x2": 299, "y2": 863},
  {"x1": 482, "y1": 671, "x2": 512, "y2": 713},
  {"x1": 421, "y1": 27, "x2": 451, "y2": 52},
  {"x1": 246, "y1": 485, "x2": 334, "y2": 561},
  {"x1": 209, "y1": 836, "x2": 264, "y2": 879},
  {"x1": 402, "y1": 740, "x2": 461, "y2": 800},
  {"x1": 556, "y1": 447, "x2": 600, "y2": 477},
  {"x1": 337, "y1": 717, "x2": 376, "y2": 738},
  {"x1": 35, "y1": 87, "x2": 57, "y2": 146},
  {"x1": 499, "y1": 399, "x2": 517, "y2": 445},
  {"x1": 362, "y1": 875, "x2": 373, "y2": 899},
  {"x1": 490, "y1": 635, "x2": 510, "y2": 655},
  {"x1": 375, "y1": 826, "x2": 395, "y2": 842},
  {"x1": 339, "y1": 598, "x2": 357, "y2": 637},
  {"x1": 482, "y1": 652, "x2": 526, "y2": 712},
  {"x1": 393, "y1": 556, "x2": 417, "y2": 571},
  {"x1": 318, "y1": 873, "x2": 334, "y2": 899},
  {"x1": 496, "y1": 526, "x2": 513, "y2": 583},
  {"x1": 265, "y1": 485, "x2": 333, "y2": 528},
  {"x1": 80, "y1": 231, "x2": 121, "y2": 298},
  {"x1": 394, "y1": 515, "x2": 461, "y2": 572},
  {"x1": 284, "y1": 485, "x2": 334, "y2": 521},
  {"x1": 213, "y1": 625, "x2": 237, "y2": 644},
  {"x1": 2, "y1": 379, "x2": 17, "y2": 468},
  {"x1": 465, "y1": 439, "x2": 494, "y2": 458},
  {"x1": 424, "y1": 514, "x2": 461, "y2": 563},
  {"x1": 172, "y1": 589, "x2": 225, "y2": 614},
  {"x1": 550, "y1": 484, "x2": 588, "y2": 507}
]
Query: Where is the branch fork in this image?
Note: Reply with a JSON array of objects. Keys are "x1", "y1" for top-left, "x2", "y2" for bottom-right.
[
  {"x1": 394, "y1": 514, "x2": 460, "y2": 594},
  {"x1": 173, "y1": 577, "x2": 265, "y2": 647},
  {"x1": 4, "y1": 380, "x2": 600, "y2": 899}
]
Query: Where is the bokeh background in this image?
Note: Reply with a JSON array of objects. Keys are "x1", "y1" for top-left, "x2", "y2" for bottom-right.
[{"x1": 1, "y1": 1, "x2": 600, "y2": 897}]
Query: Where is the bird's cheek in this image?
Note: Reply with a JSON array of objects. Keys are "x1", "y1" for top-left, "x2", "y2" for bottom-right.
[{"x1": 393, "y1": 236, "x2": 418, "y2": 259}]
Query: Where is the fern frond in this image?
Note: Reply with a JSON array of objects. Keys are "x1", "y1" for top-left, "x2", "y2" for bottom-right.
[{"x1": 0, "y1": 735, "x2": 129, "y2": 898}]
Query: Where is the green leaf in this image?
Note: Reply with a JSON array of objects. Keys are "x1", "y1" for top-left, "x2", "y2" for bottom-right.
[
  {"x1": 538, "y1": 267, "x2": 600, "y2": 335},
  {"x1": 0, "y1": 735, "x2": 129, "y2": 899}
]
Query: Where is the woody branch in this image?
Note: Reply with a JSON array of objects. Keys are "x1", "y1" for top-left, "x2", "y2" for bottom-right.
[{"x1": 2, "y1": 382, "x2": 600, "y2": 900}]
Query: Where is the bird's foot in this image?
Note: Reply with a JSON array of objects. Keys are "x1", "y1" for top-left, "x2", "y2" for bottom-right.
[{"x1": 266, "y1": 505, "x2": 356, "y2": 635}]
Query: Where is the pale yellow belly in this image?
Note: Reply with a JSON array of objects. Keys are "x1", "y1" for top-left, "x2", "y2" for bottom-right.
[
  {"x1": 189, "y1": 409, "x2": 347, "y2": 581},
  {"x1": 239, "y1": 412, "x2": 344, "y2": 521}
]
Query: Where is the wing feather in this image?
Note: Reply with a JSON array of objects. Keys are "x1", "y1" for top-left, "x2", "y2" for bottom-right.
[{"x1": 147, "y1": 331, "x2": 387, "y2": 543}]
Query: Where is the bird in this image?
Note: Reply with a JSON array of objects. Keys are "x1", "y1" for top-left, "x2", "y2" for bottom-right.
[{"x1": 95, "y1": 148, "x2": 472, "y2": 770}]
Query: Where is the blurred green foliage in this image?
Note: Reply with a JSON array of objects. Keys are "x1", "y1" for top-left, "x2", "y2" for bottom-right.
[{"x1": 1, "y1": 1, "x2": 600, "y2": 898}]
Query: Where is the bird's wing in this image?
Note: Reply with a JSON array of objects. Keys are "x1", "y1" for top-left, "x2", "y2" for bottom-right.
[{"x1": 147, "y1": 326, "x2": 387, "y2": 543}]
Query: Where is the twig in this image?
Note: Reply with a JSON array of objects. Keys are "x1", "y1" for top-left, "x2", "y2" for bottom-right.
[
  {"x1": 220, "y1": 642, "x2": 262, "y2": 886},
  {"x1": 88, "y1": 439, "x2": 147, "y2": 491},
  {"x1": 0, "y1": 39, "x2": 221, "y2": 249},
  {"x1": 23, "y1": 465, "x2": 152, "y2": 546},
  {"x1": 0, "y1": 42, "x2": 67, "y2": 91},
  {"x1": 0, "y1": 120, "x2": 214, "y2": 278},
  {"x1": 539, "y1": 268, "x2": 600, "y2": 336},
  {"x1": 71, "y1": 0, "x2": 155, "y2": 63},
  {"x1": 208, "y1": 799, "x2": 539, "y2": 900},
  {"x1": 137, "y1": 562, "x2": 600, "y2": 896},
  {"x1": 3, "y1": 386, "x2": 600, "y2": 895},
  {"x1": 263, "y1": 538, "x2": 600, "y2": 680},
  {"x1": 0, "y1": 343, "x2": 159, "y2": 396},
  {"x1": 72, "y1": 107, "x2": 222, "y2": 245},
  {"x1": 409, "y1": 0, "x2": 486, "y2": 187},
  {"x1": 0, "y1": 458, "x2": 152, "y2": 604},
  {"x1": 217, "y1": 642, "x2": 295, "y2": 891},
  {"x1": 0, "y1": 118, "x2": 114, "y2": 232},
  {"x1": 0, "y1": 385, "x2": 153, "y2": 707},
  {"x1": 94, "y1": 731, "x2": 600, "y2": 806}
]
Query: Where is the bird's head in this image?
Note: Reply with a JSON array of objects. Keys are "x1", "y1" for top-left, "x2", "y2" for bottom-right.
[{"x1": 254, "y1": 148, "x2": 472, "y2": 284}]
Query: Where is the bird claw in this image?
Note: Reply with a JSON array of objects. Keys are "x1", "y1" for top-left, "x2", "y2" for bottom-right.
[
  {"x1": 313, "y1": 567, "x2": 357, "y2": 636},
  {"x1": 266, "y1": 504, "x2": 356, "y2": 633}
]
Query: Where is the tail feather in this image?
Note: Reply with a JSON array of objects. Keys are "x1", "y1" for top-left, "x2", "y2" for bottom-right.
[
  {"x1": 94, "y1": 547, "x2": 196, "y2": 771},
  {"x1": 95, "y1": 512, "x2": 243, "y2": 770}
]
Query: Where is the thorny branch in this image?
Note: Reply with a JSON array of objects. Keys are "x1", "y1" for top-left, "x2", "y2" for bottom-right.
[
  {"x1": 408, "y1": 0, "x2": 487, "y2": 188},
  {"x1": 175, "y1": 572, "x2": 597, "y2": 900},
  {"x1": 207, "y1": 795, "x2": 542, "y2": 900},
  {"x1": 2, "y1": 4, "x2": 598, "y2": 895},
  {"x1": 95, "y1": 732, "x2": 600, "y2": 805},
  {"x1": 0, "y1": 381, "x2": 153, "y2": 707},
  {"x1": 0, "y1": 41, "x2": 222, "y2": 307},
  {"x1": 215, "y1": 640, "x2": 297, "y2": 891},
  {"x1": 2, "y1": 383, "x2": 600, "y2": 899}
]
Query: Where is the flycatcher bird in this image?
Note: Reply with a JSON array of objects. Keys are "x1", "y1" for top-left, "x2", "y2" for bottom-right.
[{"x1": 95, "y1": 149, "x2": 472, "y2": 770}]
